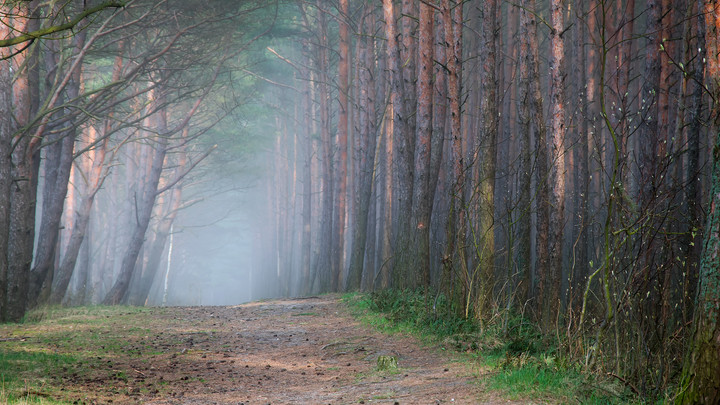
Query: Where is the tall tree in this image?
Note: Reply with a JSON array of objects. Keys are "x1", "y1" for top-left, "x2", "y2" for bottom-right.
[
  {"x1": 315, "y1": 0, "x2": 334, "y2": 292},
  {"x1": 333, "y1": 0, "x2": 350, "y2": 291},
  {"x1": 410, "y1": 0, "x2": 434, "y2": 288},
  {"x1": 677, "y1": 1, "x2": 720, "y2": 402},
  {"x1": 682, "y1": 0, "x2": 706, "y2": 323},
  {"x1": 476, "y1": 0, "x2": 498, "y2": 320},
  {"x1": 517, "y1": 0, "x2": 548, "y2": 317},
  {"x1": 516, "y1": 1, "x2": 533, "y2": 308},
  {"x1": 48, "y1": 124, "x2": 111, "y2": 305},
  {"x1": 300, "y1": 46, "x2": 314, "y2": 295},
  {"x1": 29, "y1": 12, "x2": 88, "y2": 306},
  {"x1": 380, "y1": 0, "x2": 399, "y2": 289},
  {"x1": 6, "y1": 3, "x2": 37, "y2": 322},
  {"x1": 637, "y1": 0, "x2": 662, "y2": 269},
  {"x1": 543, "y1": 0, "x2": 567, "y2": 331},
  {"x1": 392, "y1": 0, "x2": 417, "y2": 287},
  {"x1": 348, "y1": 5, "x2": 377, "y2": 291},
  {"x1": 103, "y1": 90, "x2": 168, "y2": 305},
  {"x1": 0, "y1": 5, "x2": 16, "y2": 321},
  {"x1": 443, "y1": 0, "x2": 466, "y2": 314}
]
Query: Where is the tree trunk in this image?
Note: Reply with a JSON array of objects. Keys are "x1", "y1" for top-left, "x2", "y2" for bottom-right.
[
  {"x1": 517, "y1": 2, "x2": 533, "y2": 308},
  {"x1": 637, "y1": 0, "x2": 662, "y2": 272},
  {"x1": 441, "y1": 0, "x2": 465, "y2": 313},
  {"x1": 683, "y1": 0, "x2": 706, "y2": 326},
  {"x1": 543, "y1": 0, "x2": 567, "y2": 331},
  {"x1": 392, "y1": 0, "x2": 417, "y2": 288},
  {"x1": 348, "y1": 7, "x2": 376, "y2": 291},
  {"x1": 316, "y1": 1, "x2": 334, "y2": 293},
  {"x1": 301, "y1": 55, "x2": 313, "y2": 295},
  {"x1": 379, "y1": 0, "x2": 398, "y2": 290},
  {"x1": 6, "y1": 5, "x2": 36, "y2": 322},
  {"x1": 677, "y1": 2, "x2": 720, "y2": 402},
  {"x1": 568, "y1": 0, "x2": 589, "y2": 315},
  {"x1": 48, "y1": 126, "x2": 109, "y2": 305},
  {"x1": 430, "y1": 5, "x2": 447, "y2": 286},
  {"x1": 410, "y1": 0, "x2": 434, "y2": 289},
  {"x1": 29, "y1": 24, "x2": 87, "y2": 306},
  {"x1": 382, "y1": 0, "x2": 402, "y2": 288},
  {"x1": 103, "y1": 94, "x2": 168, "y2": 305},
  {"x1": 530, "y1": 0, "x2": 549, "y2": 325},
  {"x1": 133, "y1": 179, "x2": 183, "y2": 305},
  {"x1": 677, "y1": 133, "x2": 720, "y2": 405},
  {"x1": 332, "y1": 0, "x2": 350, "y2": 291},
  {"x1": 476, "y1": 0, "x2": 498, "y2": 321},
  {"x1": 0, "y1": 10, "x2": 14, "y2": 321}
]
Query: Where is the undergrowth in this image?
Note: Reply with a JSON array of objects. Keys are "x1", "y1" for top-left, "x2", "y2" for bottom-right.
[{"x1": 343, "y1": 290, "x2": 649, "y2": 405}]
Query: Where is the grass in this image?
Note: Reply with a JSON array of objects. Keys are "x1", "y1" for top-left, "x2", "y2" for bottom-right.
[
  {"x1": 0, "y1": 305, "x2": 175, "y2": 404},
  {"x1": 342, "y1": 290, "x2": 645, "y2": 405}
]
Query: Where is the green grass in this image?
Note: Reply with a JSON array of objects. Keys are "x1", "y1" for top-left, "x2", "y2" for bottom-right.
[
  {"x1": 0, "y1": 344, "x2": 81, "y2": 404},
  {"x1": 0, "y1": 305, "x2": 170, "y2": 404},
  {"x1": 342, "y1": 290, "x2": 646, "y2": 405}
]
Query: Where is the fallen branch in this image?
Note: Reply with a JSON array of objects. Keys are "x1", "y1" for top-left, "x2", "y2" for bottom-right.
[{"x1": 606, "y1": 372, "x2": 640, "y2": 396}]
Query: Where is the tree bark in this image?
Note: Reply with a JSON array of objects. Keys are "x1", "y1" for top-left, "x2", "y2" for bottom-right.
[
  {"x1": 348, "y1": 7, "x2": 377, "y2": 291},
  {"x1": 6, "y1": 4, "x2": 36, "y2": 322},
  {"x1": 29, "y1": 24, "x2": 88, "y2": 306},
  {"x1": 0, "y1": 8, "x2": 14, "y2": 321},
  {"x1": 677, "y1": 132, "x2": 720, "y2": 405},
  {"x1": 379, "y1": 0, "x2": 398, "y2": 290},
  {"x1": 441, "y1": 0, "x2": 466, "y2": 312},
  {"x1": 316, "y1": 1, "x2": 334, "y2": 293},
  {"x1": 677, "y1": 2, "x2": 720, "y2": 402},
  {"x1": 543, "y1": 0, "x2": 567, "y2": 331},
  {"x1": 476, "y1": 0, "x2": 498, "y2": 321},
  {"x1": 410, "y1": 0, "x2": 434, "y2": 289},
  {"x1": 430, "y1": 5, "x2": 447, "y2": 286},
  {"x1": 301, "y1": 49, "x2": 313, "y2": 295},
  {"x1": 332, "y1": 0, "x2": 350, "y2": 291},
  {"x1": 392, "y1": 0, "x2": 417, "y2": 288},
  {"x1": 48, "y1": 125, "x2": 109, "y2": 305},
  {"x1": 517, "y1": 2, "x2": 533, "y2": 309},
  {"x1": 518, "y1": 0, "x2": 548, "y2": 320},
  {"x1": 683, "y1": 0, "x2": 706, "y2": 326},
  {"x1": 132, "y1": 173, "x2": 183, "y2": 306},
  {"x1": 569, "y1": 0, "x2": 590, "y2": 315}
]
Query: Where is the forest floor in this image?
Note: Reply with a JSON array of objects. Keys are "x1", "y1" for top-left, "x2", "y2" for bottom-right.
[{"x1": 0, "y1": 295, "x2": 533, "y2": 404}]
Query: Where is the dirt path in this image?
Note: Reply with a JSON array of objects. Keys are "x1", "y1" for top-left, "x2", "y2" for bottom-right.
[
  {"x1": 140, "y1": 295, "x2": 492, "y2": 404},
  {"x1": 4, "y1": 295, "x2": 526, "y2": 404}
]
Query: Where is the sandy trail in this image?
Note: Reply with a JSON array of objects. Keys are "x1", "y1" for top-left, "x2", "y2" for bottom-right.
[
  {"x1": 7, "y1": 295, "x2": 530, "y2": 404},
  {"x1": 138, "y1": 295, "x2": 492, "y2": 404}
]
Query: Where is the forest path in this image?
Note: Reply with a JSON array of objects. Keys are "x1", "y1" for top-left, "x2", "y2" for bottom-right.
[
  {"x1": 135, "y1": 295, "x2": 508, "y2": 404},
  {"x1": 1, "y1": 295, "x2": 531, "y2": 404}
]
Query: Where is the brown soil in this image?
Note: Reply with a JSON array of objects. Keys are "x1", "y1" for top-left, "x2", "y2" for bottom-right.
[{"x1": 9, "y1": 295, "x2": 527, "y2": 404}]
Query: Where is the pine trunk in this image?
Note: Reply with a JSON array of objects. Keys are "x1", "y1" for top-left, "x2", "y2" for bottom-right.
[
  {"x1": 544, "y1": 0, "x2": 567, "y2": 331},
  {"x1": 476, "y1": 0, "x2": 498, "y2": 320}
]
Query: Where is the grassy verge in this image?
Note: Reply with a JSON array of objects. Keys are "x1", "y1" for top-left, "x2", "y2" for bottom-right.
[
  {"x1": 0, "y1": 305, "x2": 166, "y2": 404},
  {"x1": 342, "y1": 290, "x2": 645, "y2": 404}
]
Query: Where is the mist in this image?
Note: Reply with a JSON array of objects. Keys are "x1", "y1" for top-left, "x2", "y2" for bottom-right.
[{"x1": 3, "y1": 0, "x2": 720, "y2": 398}]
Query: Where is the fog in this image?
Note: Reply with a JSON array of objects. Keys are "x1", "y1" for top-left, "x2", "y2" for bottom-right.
[{"x1": 154, "y1": 165, "x2": 279, "y2": 306}]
